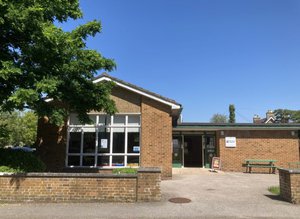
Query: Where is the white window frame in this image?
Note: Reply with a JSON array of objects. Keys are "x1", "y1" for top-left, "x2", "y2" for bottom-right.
[{"x1": 66, "y1": 113, "x2": 141, "y2": 168}]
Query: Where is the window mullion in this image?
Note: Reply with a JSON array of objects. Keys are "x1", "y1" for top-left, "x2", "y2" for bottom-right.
[
  {"x1": 109, "y1": 115, "x2": 113, "y2": 167},
  {"x1": 124, "y1": 115, "x2": 128, "y2": 166},
  {"x1": 80, "y1": 129, "x2": 84, "y2": 166},
  {"x1": 95, "y1": 115, "x2": 99, "y2": 167},
  {"x1": 65, "y1": 129, "x2": 70, "y2": 167}
]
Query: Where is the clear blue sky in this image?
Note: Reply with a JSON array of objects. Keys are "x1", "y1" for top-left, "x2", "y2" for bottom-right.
[{"x1": 59, "y1": 0, "x2": 300, "y2": 122}]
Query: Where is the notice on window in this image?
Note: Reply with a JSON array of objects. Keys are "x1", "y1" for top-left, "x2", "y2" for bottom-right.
[
  {"x1": 225, "y1": 137, "x2": 236, "y2": 147},
  {"x1": 133, "y1": 146, "x2": 140, "y2": 152},
  {"x1": 100, "y1": 139, "x2": 108, "y2": 149}
]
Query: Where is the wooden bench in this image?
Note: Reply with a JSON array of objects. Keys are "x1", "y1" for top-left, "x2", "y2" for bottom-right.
[
  {"x1": 245, "y1": 159, "x2": 277, "y2": 174},
  {"x1": 288, "y1": 162, "x2": 300, "y2": 169}
]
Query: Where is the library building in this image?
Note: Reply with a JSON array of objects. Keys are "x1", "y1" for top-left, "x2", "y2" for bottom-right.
[{"x1": 37, "y1": 73, "x2": 300, "y2": 178}]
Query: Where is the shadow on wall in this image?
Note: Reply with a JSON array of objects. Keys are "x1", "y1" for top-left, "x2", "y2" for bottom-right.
[{"x1": 9, "y1": 173, "x2": 27, "y2": 190}]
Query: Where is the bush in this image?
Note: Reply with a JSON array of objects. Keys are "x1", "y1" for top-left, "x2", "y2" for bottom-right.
[
  {"x1": 0, "y1": 148, "x2": 46, "y2": 173},
  {"x1": 112, "y1": 167, "x2": 137, "y2": 174}
]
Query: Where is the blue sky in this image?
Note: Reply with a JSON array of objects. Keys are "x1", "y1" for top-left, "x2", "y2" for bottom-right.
[{"x1": 59, "y1": 0, "x2": 300, "y2": 122}]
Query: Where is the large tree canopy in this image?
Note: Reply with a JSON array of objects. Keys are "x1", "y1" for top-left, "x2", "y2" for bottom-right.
[
  {"x1": 274, "y1": 109, "x2": 300, "y2": 123},
  {"x1": 0, "y1": 0, "x2": 116, "y2": 125},
  {"x1": 0, "y1": 110, "x2": 37, "y2": 147}
]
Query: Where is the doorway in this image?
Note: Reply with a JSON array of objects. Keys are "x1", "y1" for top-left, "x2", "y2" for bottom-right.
[{"x1": 183, "y1": 135, "x2": 202, "y2": 167}]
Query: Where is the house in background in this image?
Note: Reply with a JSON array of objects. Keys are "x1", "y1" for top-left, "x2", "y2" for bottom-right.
[
  {"x1": 253, "y1": 110, "x2": 276, "y2": 124},
  {"x1": 37, "y1": 74, "x2": 300, "y2": 178}
]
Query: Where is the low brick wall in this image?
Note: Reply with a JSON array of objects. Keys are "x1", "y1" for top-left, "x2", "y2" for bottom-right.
[
  {"x1": 0, "y1": 167, "x2": 161, "y2": 203},
  {"x1": 278, "y1": 168, "x2": 300, "y2": 204}
]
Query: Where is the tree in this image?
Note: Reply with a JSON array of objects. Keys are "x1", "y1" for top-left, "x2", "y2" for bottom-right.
[
  {"x1": 210, "y1": 114, "x2": 228, "y2": 123},
  {"x1": 229, "y1": 104, "x2": 236, "y2": 123},
  {"x1": 0, "y1": 0, "x2": 116, "y2": 125},
  {"x1": 274, "y1": 109, "x2": 300, "y2": 123},
  {"x1": 0, "y1": 111, "x2": 38, "y2": 147}
]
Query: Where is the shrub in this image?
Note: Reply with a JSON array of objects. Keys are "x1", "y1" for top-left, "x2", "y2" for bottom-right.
[
  {"x1": 0, "y1": 148, "x2": 46, "y2": 173},
  {"x1": 112, "y1": 167, "x2": 137, "y2": 174}
]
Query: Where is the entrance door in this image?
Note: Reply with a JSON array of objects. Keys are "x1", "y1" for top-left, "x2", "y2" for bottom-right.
[
  {"x1": 203, "y1": 136, "x2": 216, "y2": 168},
  {"x1": 172, "y1": 137, "x2": 182, "y2": 167},
  {"x1": 183, "y1": 136, "x2": 202, "y2": 167}
]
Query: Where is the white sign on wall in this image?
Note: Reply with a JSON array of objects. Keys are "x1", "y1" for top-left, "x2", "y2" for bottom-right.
[{"x1": 225, "y1": 137, "x2": 236, "y2": 147}]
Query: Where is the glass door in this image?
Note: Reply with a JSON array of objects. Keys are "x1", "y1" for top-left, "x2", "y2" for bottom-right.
[
  {"x1": 172, "y1": 136, "x2": 182, "y2": 168},
  {"x1": 203, "y1": 136, "x2": 216, "y2": 168}
]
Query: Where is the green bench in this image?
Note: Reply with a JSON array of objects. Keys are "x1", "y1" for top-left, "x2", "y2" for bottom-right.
[
  {"x1": 288, "y1": 162, "x2": 300, "y2": 169},
  {"x1": 245, "y1": 159, "x2": 277, "y2": 174}
]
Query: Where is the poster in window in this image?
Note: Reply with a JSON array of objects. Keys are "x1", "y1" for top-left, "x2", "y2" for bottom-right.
[
  {"x1": 100, "y1": 139, "x2": 108, "y2": 149},
  {"x1": 133, "y1": 146, "x2": 140, "y2": 152}
]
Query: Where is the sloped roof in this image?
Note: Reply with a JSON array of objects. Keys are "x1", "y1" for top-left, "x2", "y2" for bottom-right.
[{"x1": 93, "y1": 73, "x2": 182, "y2": 110}]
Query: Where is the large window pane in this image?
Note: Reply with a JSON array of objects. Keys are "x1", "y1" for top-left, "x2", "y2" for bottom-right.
[
  {"x1": 98, "y1": 127, "x2": 110, "y2": 153},
  {"x1": 127, "y1": 131, "x2": 140, "y2": 153},
  {"x1": 68, "y1": 156, "x2": 80, "y2": 166},
  {"x1": 127, "y1": 156, "x2": 139, "y2": 167},
  {"x1": 68, "y1": 132, "x2": 81, "y2": 153},
  {"x1": 82, "y1": 156, "x2": 95, "y2": 166},
  {"x1": 69, "y1": 114, "x2": 96, "y2": 125},
  {"x1": 113, "y1": 128, "x2": 125, "y2": 153},
  {"x1": 97, "y1": 156, "x2": 110, "y2": 167},
  {"x1": 98, "y1": 115, "x2": 111, "y2": 126},
  {"x1": 112, "y1": 156, "x2": 124, "y2": 166},
  {"x1": 113, "y1": 115, "x2": 125, "y2": 125},
  {"x1": 128, "y1": 115, "x2": 140, "y2": 125},
  {"x1": 83, "y1": 132, "x2": 96, "y2": 153},
  {"x1": 87, "y1": 115, "x2": 96, "y2": 125}
]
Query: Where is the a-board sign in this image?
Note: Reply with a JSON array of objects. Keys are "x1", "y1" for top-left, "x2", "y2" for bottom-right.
[{"x1": 211, "y1": 157, "x2": 221, "y2": 170}]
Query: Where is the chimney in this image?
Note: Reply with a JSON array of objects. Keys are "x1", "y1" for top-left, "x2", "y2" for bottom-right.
[
  {"x1": 266, "y1": 110, "x2": 275, "y2": 120},
  {"x1": 253, "y1": 114, "x2": 261, "y2": 124}
]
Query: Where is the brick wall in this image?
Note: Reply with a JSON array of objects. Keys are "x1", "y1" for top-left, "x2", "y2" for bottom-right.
[
  {"x1": 279, "y1": 168, "x2": 300, "y2": 204},
  {"x1": 110, "y1": 86, "x2": 141, "y2": 113},
  {"x1": 137, "y1": 168, "x2": 161, "y2": 201},
  {"x1": 140, "y1": 97, "x2": 173, "y2": 179},
  {"x1": 218, "y1": 130, "x2": 300, "y2": 172},
  {"x1": 0, "y1": 168, "x2": 161, "y2": 203}
]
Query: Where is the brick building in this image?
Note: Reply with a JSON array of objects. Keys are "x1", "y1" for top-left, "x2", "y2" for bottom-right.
[{"x1": 37, "y1": 74, "x2": 300, "y2": 177}]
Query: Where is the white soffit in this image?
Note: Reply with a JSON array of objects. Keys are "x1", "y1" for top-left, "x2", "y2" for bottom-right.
[{"x1": 93, "y1": 77, "x2": 181, "y2": 110}]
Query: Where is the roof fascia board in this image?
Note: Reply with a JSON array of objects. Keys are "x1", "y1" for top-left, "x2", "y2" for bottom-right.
[
  {"x1": 173, "y1": 127, "x2": 300, "y2": 131},
  {"x1": 93, "y1": 76, "x2": 181, "y2": 109}
]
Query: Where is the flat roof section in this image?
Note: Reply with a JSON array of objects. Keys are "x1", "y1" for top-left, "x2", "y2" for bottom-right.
[{"x1": 173, "y1": 123, "x2": 300, "y2": 131}]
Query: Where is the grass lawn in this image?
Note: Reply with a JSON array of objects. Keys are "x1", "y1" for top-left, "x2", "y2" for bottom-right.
[{"x1": 268, "y1": 186, "x2": 280, "y2": 195}]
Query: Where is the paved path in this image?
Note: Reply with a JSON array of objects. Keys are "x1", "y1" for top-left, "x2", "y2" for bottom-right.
[{"x1": 0, "y1": 170, "x2": 300, "y2": 219}]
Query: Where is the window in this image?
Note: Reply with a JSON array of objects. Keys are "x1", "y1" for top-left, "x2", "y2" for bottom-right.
[{"x1": 67, "y1": 114, "x2": 140, "y2": 168}]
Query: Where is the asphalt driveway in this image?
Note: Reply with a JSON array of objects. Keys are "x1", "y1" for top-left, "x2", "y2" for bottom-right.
[{"x1": 0, "y1": 169, "x2": 299, "y2": 219}]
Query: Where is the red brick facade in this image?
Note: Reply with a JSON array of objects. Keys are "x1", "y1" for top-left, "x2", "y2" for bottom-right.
[
  {"x1": 218, "y1": 130, "x2": 300, "y2": 172},
  {"x1": 37, "y1": 86, "x2": 174, "y2": 178},
  {"x1": 140, "y1": 97, "x2": 172, "y2": 178}
]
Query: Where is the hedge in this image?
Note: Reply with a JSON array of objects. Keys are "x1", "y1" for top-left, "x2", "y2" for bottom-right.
[{"x1": 0, "y1": 148, "x2": 46, "y2": 173}]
